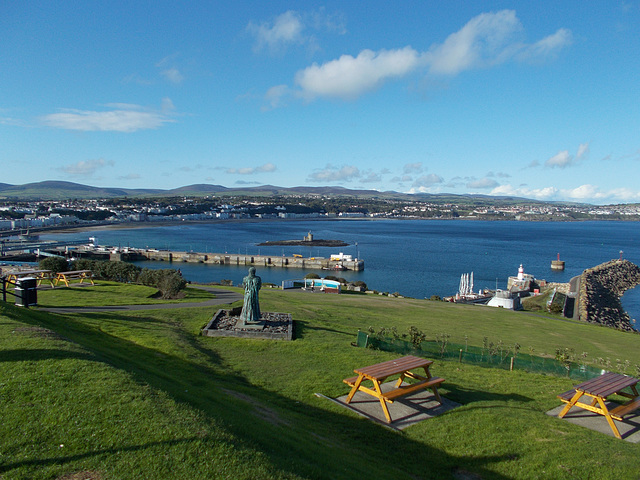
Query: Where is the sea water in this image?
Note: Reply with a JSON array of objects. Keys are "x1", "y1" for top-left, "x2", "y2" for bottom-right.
[{"x1": 40, "y1": 219, "x2": 640, "y2": 322}]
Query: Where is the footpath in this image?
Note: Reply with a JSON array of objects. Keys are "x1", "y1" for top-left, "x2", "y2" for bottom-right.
[{"x1": 39, "y1": 285, "x2": 242, "y2": 314}]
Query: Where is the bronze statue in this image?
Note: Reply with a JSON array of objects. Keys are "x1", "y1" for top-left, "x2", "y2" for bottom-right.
[{"x1": 240, "y1": 267, "x2": 262, "y2": 324}]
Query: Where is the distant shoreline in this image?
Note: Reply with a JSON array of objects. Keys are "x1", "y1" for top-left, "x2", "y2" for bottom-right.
[{"x1": 2, "y1": 215, "x2": 638, "y2": 239}]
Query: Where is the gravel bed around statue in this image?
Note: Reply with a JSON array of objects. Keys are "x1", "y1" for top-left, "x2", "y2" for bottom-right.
[{"x1": 212, "y1": 311, "x2": 291, "y2": 333}]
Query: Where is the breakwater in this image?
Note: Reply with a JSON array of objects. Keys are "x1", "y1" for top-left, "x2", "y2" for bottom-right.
[
  {"x1": 74, "y1": 247, "x2": 365, "y2": 271},
  {"x1": 578, "y1": 259, "x2": 640, "y2": 332}
]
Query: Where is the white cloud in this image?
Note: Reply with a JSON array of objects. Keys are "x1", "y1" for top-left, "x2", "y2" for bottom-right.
[
  {"x1": 425, "y1": 10, "x2": 522, "y2": 75},
  {"x1": 156, "y1": 54, "x2": 185, "y2": 84},
  {"x1": 248, "y1": 9, "x2": 346, "y2": 54},
  {"x1": 412, "y1": 174, "x2": 444, "y2": 189},
  {"x1": 545, "y1": 142, "x2": 589, "y2": 169},
  {"x1": 268, "y1": 10, "x2": 572, "y2": 105},
  {"x1": 118, "y1": 173, "x2": 141, "y2": 180},
  {"x1": 467, "y1": 178, "x2": 499, "y2": 189},
  {"x1": 519, "y1": 28, "x2": 573, "y2": 60},
  {"x1": 161, "y1": 67, "x2": 184, "y2": 84},
  {"x1": 294, "y1": 47, "x2": 422, "y2": 101},
  {"x1": 264, "y1": 85, "x2": 290, "y2": 110},
  {"x1": 576, "y1": 142, "x2": 590, "y2": 160},
  {"x1": 226, "y1": 163, "x2": 277, "y2": 175},
  {"x1": 361, "y1": 171, "x2": 382, "y2": 183},
  {"x1": 403, "y1": 162, "x2": 424, "y2": 174},
  {"x1": 307, "y1": 164, "x2": 360, "y2": 182},
  {"x1": 490, "y1": 182, "x2": 640, "y2": 204},
  {"x1": 426, "y1": 10, "x2": 572, "y2": 74},
  {"x1": 235, "y1": 180, "x2": 261, "y2": 185},
  {"x1": 59, "y1": 158, "x2": 114, "y2": 176},
  {"x1": 41, "y1": 99, "x2": 176, "y2": 132},
  {"x1": 490, "y1": 184, "x2": 559, "y2": 200},
  {"x1": 248, "y1": 11, "x2": 304, "y2": 52},
  {"x1": 563, "y1": 184, "x2": 602, "y2": 200},
  {"x1": 545, "y1": 150, "x2": 572, "y2": 168}
]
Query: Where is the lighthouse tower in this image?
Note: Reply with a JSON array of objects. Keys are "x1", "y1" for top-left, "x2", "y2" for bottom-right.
[{"x1": 517, "y1": 264, "x2": 524, "y2": 281}]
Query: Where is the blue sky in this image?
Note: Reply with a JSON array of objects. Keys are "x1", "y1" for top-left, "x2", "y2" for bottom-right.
[{"x1": 2, "y1": 2, "x2": 639, "y2": 204}]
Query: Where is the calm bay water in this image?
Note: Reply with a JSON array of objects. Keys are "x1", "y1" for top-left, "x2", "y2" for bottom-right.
[{"x1": 41, "y1": 219, "x2": 640, "y2": 323}]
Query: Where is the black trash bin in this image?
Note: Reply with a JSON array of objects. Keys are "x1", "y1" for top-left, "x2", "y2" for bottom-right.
[{"x1": 15, "y1": 277, "x2": 37, "y2": 307}]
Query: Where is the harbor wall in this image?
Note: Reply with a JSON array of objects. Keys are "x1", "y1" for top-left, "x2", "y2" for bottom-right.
[
  {"x1": 135, "y1": 250, "x2": 364, "y2": 271},
  {"x1": 578, "y1": 259, "x2": 640, "y2": 332}
]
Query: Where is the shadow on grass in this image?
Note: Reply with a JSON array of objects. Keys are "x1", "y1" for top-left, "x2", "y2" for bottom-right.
[
  {"x1": 294, "y1": 319, "x2": 354, "y2": 340},
  {"x1": 0, "y1": 437, "x2": 209, "y2": 473},
  {"x1": 0, "y1": 348, "x2": 98, "y2": 363},
  {"x1": 4, "y1": 304, "x2": 515, "y2": 480},
  {"x1": 444, "y1": 382, "x2": 534, "y2": 405}
]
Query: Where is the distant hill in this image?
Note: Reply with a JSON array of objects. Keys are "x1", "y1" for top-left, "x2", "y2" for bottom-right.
[
  {"x1": 0, "y1": 181, "x2": 164, "y2": 200},
  {"x1": 0, "y1": 180, "x2": 578, "y2": 206}
]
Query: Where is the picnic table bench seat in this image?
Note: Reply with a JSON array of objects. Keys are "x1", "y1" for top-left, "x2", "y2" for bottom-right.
[
  {"x1": 609, "y1": 397, "x2": 640, "y2": 420},
  {"x1": 343, "y1": 375, "x2": 444, "y2": 400},
  {"x1": 557, "y1": 389, "x2": 577, "y2": 403},
  {"x1": 381, "y1": 377, "x2": 445, "y2": 401}
]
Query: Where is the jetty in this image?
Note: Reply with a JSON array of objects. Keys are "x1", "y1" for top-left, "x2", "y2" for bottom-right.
[{"x1": 43, "y1": 243, "x2": 365, "y2": 271}]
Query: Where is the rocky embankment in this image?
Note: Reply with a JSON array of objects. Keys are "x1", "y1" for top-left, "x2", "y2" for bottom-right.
[{"x1": 578, "y1": 259, "x2": 640, "y2": 332}]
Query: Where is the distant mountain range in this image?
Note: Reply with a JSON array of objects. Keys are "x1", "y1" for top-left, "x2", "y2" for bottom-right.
[{"x1": 0, "y1": 180, "x2": 564, "y2": 205}]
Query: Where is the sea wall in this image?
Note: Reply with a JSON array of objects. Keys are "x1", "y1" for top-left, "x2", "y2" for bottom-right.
[{"x1": 578, "y1": 259, "x2": 640, "y2": 332}]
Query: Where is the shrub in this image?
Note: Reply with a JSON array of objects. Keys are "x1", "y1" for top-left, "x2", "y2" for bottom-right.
[
  {"x1": 548, "y1": 303, "x2": 564, "y2": 314},
  {"x1": 139, "y1": 268, "x2": 186, "y2": 298},
  {"x1": 73, "y1": 259, "x2": 141, "y2": 283},
  {"x1": 354, "y1": 280, "x2": 368, "y2": 290},
  {"x1": 304, "y1": 273, "x2": 320, "y2": 279},
  {"x1": 39, "y1": 256, "x2": 69, "y2": 273},
  {"x1": 155, "y1": 269, "x2": 187, "y2": 299}
]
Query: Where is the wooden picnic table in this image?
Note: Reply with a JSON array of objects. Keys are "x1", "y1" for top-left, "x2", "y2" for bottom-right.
[
  {"x1": 343, "y1": 355, "x2": 444, "y2": 423},
  {"x1": 557, "y1": 372, "x2": 640, "y2": 439},
  {"x1": 54, "y1": 270, "x2": 95, "y2": 288},
  {"x1": 5, "y1": 270, "x2": 54, "y2": 287}
]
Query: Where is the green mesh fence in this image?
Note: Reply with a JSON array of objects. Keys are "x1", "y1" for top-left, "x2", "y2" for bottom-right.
[{"x1": 358, "y1": 333, "x2": 605, "y2": 381}]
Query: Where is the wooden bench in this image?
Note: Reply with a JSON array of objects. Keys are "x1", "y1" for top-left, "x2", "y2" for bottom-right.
[
  {"x1": 382, "y1": 377, "x2": 444, "y2": 401},
  {"x1": 557, "y1": 389, "x2": 577, "y2": 403},
  {"x1": 610, "y1": 398, "x2": 640, "y2": 421},
  {"x1": 6, "y1": 270, "x2": 54, "y2": 287},
  {"x1": 344, "y1": 375, "x2": 444, "y2": 400},
  {"x1": 54, "y1": 270, "x2": 95, "y2": 288},
  {"x1": 344, "y1": 355, "x2": 445, "y2": 423},
  {"x1": 557, "y1": 372, "x2": 640, "y2": 439}
]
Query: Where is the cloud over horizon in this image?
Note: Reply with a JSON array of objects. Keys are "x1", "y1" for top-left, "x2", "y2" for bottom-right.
[
  {"x1": 58, "y1": 158, "x2": 114, "y2": 176},
  {"x1": 40, "y1": 99, "x2": 176, "y2": 132},
  {"x1": 267, "y1": 10, "x2": 572, "y2": 104}
]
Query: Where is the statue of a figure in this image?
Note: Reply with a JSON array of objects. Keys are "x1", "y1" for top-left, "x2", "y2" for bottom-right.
[{"x1": 240, "y1": 267, "x2": 262, "y2": 324}]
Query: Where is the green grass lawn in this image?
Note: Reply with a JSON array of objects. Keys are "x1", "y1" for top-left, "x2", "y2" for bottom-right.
[
  {"x1": 34, "y1": 281, "x2": 216, "y2": 307},
  {"x1": 1, "y1": 284, "x2": 640, "y2": 479}
]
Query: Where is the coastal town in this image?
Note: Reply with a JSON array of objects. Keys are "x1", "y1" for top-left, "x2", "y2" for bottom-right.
[{"x1": 2, "y1": 191, "x2": 640, "y2": 234}]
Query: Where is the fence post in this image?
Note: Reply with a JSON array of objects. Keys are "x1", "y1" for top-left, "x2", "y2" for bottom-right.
[
  {"x1": 510, "y1": 357, "x2": 514, "y2": 371},
  {"x1": 2, "y1": 277, "x2": 5, "y2": 303},
  {"x1": 459, "y1": 349, "x2": 463, "y2": 363}
]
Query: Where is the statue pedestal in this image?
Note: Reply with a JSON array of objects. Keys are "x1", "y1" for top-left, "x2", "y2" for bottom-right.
[
  {"x1": 239, "y1": 320, "x2": 266, "y2": 330},
  {"x1": 201, "y1": 309, "x2": 293, "y2": 340}
]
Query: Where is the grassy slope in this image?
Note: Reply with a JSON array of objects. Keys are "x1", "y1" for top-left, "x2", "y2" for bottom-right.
[{"x1": 1, "y1": 285, "x2": 640, "y2": 479}]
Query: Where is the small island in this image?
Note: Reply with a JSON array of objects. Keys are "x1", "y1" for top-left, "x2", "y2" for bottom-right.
[{"x1": 258, "y1": 231, "x2": 348, "y2": 247}]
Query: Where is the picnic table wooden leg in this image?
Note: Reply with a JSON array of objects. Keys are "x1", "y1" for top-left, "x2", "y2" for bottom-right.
[
  {"x1": 373, "y1": 380, "x2": 393, "y2": 423},
  {"x1": 346, "y1": 375, "x2": 364, "y2": 404},
  {"x1": 558, "y1": 390, "x2": 583, "y2": 418},
  {"x1": 395, "y1": 373, "x2": 406, "y2": 388},
  {"x1": 595, "y1": 396, "x2": 622, "y2": 439}
]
